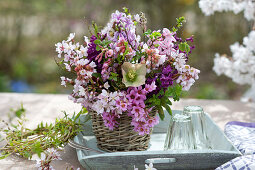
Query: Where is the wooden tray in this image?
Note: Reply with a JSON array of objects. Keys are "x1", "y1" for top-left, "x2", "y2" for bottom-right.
[{"x1": 74, "y1": 110, "x2": 241, "y2": 170}]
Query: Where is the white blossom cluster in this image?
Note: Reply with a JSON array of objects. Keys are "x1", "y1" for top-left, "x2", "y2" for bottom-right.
[
  {"x1": 199, "y1": 0, "x2": 255, "y2": 87},
  {"x1": 92, "y1": 90, "x2": 124, "y2": 115},
  {"x1": 172, "y1": 52, "x2": 200, "y2": 91},
  {"x1": 213, "y1": 31, "x2": 255, "y2": 85},
  {"x1": 55, "y1": 33, "x2": 99, "y2": 109},
  {"x1": 199, "y1": 0, "x2": 255, "y2": 20}
]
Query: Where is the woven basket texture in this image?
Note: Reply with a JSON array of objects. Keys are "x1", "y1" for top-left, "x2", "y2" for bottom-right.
[{"x1": 91, "y1": 108, "x2": 157, "y2": 152}]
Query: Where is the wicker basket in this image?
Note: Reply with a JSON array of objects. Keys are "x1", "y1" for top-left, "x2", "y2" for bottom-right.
[{"x1": 91, "y1": 109, "x2": 157, "y2": 152}]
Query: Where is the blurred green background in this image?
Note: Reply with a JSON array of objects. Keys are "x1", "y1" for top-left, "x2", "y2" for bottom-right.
[{"x1": 0, "y1": 0, "x2": 252, "y2": 99}]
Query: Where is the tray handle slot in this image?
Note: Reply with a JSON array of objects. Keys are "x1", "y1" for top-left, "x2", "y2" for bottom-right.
[{"x1": 145, "y1": 158, "x2": 176, "y2": 164}]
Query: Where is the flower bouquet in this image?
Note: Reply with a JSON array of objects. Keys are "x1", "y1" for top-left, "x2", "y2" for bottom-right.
[{"x1": 55, "y1": 8, "x2": 200, "y2": 152}]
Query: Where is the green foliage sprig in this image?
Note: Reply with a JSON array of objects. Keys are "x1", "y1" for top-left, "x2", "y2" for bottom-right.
[
  {"x1": 145, "y1": 84, "x2": 182, "y2": 120},
  {"x1": 179, "y1": 41, "x2": 190, "y2": 54},
  {"x1": 172, "y1": 16, "x2": 186, "y2": 32},
  {"x1": 0, "y1": 106, "x2": 86, "y2": 160}
]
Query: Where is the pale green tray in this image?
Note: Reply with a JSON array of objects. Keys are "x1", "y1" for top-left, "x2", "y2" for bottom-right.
[{"x1": 74, "y1": 110, "x2": 241, "y2": 170}]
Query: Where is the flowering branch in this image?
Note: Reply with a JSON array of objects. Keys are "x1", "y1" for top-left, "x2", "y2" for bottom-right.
[{"x1": 199, "y1": 0, "x2": 255, "y2": 87}]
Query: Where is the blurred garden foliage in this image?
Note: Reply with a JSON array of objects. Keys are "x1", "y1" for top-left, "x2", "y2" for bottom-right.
[{"x1": 0, "y1": 0, "x2": 252, "y2": 99}]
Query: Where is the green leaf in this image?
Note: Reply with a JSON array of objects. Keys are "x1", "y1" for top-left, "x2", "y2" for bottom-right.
[
  {"x1": 179, "y1": 42, "x2": 190, "y2": 53},
  {"x1": 179, "y1": 42, "x2": 185, "y2": 51},
  {"x1": 109, "y1": 72, "x2": 118, "y2": 81},
  {"x1": 0, "y1": 153, "x2": 11, "y2": 160},
  {"x1": 82, "y1": 108, "x2": 88, "y2": 114},
  {"x1": 166, "y1": 98, "x2": 172, "y2": 105},
  {"x1": 177, "y1": 16, "x2": 186, "y2": 25},
  {"x1": 160, "y1": 96, "x2": 171, "y2": 105},
  {"x1": 172, "y1": 16, "x2": 186, "y2": 32},
  {"x1": 165, "y1": 84, "x2": 182, "y2": 101},
  {"x1": 32, "y1": 143, "x2": 43, "y2": 158},
  {"x1": 151, "y1": 32, "x2": 162, "y2": 39},
  {"x1": 144, "y1": 29, "x2": 152, "y2": 36},
  {"x1": 102, "y1": 40, "x2": 111, "y2": 46},
  {"x1": 23, "y1": 150, "x2": 31, "y2": 159},
  {"x1": 162, "y1": 103, "x2": 172, "y2": 116},
  {"x1": 15, "y1": 104, "x2": 25, "y2": 118},
  {"x1": 173, "y1": 85, "x2": 182, "y2": 101},
  {"x1": 96, "y1": 45, "x2": 101, "y2": 51},
  {"x1": 123, "y1": 7, "x2": 130, "y2": 15},
  {"x1": 157, "y1": 106, "x2": 165, "y2": 120},
  {"x1": 94, "y1": 39, "x2": 101, "y2": 44},
  {"x1": 172, "y1": 27, "x2": 177, "y2": 32},
  {"x1": 158, "y1": 89, "x2": 165, "y2": 96},
  {"x1": 92, "y1": 73, "x2": 101, "y2": 78},
  {"x1": 92, "y1": 21, "x2": 98, "y2": 37}
]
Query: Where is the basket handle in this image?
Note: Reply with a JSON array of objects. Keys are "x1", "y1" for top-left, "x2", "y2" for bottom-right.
[{"x1": 145, "y1": 158, "x2": 176, "y2": 164}]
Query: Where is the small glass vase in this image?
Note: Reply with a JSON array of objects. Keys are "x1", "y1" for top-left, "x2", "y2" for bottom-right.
[
  {"x1": 164, "y1": 114, "x2": 196, "y2": 150},
  {"x1": 183, "y1": 105, "x2": 212, "y2": 149}
]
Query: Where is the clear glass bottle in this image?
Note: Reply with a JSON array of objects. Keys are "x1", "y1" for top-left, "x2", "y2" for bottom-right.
[{"x1": 164, "y1": 114, "x2": 196, "y2": 150}]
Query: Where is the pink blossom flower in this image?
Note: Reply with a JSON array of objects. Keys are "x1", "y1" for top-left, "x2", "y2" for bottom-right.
[
  {"x1": 126, "y1": 89, "x2": 137, "y2": 102},
  {"x1": 128, "y1": 102, "x2": 138, "y2": 110},
  {"x1": 120, "y1": 102, "x2": 127, "y2": 111},
  {"x1": 127, "y1": 86, "x2": 137, "y2": 94},
  {"x1": 138, "y1": 102, "x2": 145, "y2": 108},
  {"x1": 131, "y1": 106, "x2": 145, "y2": 121},
  {"x1": 138, "y1": 126, "x2": 146, "y2": 136},
  {"x1": 163, "y1": 28, "x2": 176, "y2": 42},
  {"x1": 102, "y1": 112, "x2": 118, "y2": 130},
  {"x1": 135, "y1": 123, "x2": 150, "y2": 136},
  {"x1": 158, "y1": 29, "x2": 176, "y2": 56},
  {"x1": 105, "y1": 49, "x2": 114, "y2": 58},
  {"x1": 137, "y1": 86, "x2": 146, "y2": 96},
  {"x1": 134, "y1": 95, "x2": 146, "y2": 105},
  {"x1": 149, "y1": 81, "x2": 157, "y2": 91},
  {"x1": 131, "y1": 120, "x2": 139, "y2": 127},
  {"x1": 176, "y1": 66, "x2": 200, "y2": 91},
  {"x1": 147, "y1": 116, "x2": 159, "y2": 128},
  {"x1": 131, "y1": 106, "x2": 143, "y2": 115},
  {"x1": 144, "y1": 81, "x2": 157, "y2": 93},
  {"x1": 162, "y1": 28, "x2": 171, "y2": 37},
  {"x1": 101, "y1": 58, "x2": 112, "y2": 81},
  {"x1": 116, "y1": 99, "x2": 128, "y2": 111}
]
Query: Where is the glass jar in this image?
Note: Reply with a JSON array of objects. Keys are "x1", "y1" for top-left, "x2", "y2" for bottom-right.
[
  {"x1": 183, "y1": 106, "x2": 211, "y2": 149},
  {"x1": 164, "y1": 114, "x2": 196, "y2": 150}
]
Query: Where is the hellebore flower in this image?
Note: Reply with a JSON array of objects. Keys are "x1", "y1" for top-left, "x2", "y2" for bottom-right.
[{"x1": 121, "y1": 62, "x2": 146, "y2": 87}]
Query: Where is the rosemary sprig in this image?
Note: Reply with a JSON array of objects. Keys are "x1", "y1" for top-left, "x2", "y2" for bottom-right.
[{"x1": 0, "y1": 106, "x2": 86, "y2": 159}]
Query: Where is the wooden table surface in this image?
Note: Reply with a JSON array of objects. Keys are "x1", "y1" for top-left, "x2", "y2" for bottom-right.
[{"x1": 0, "y1": 93, "x2": 254, "y2": 170}]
